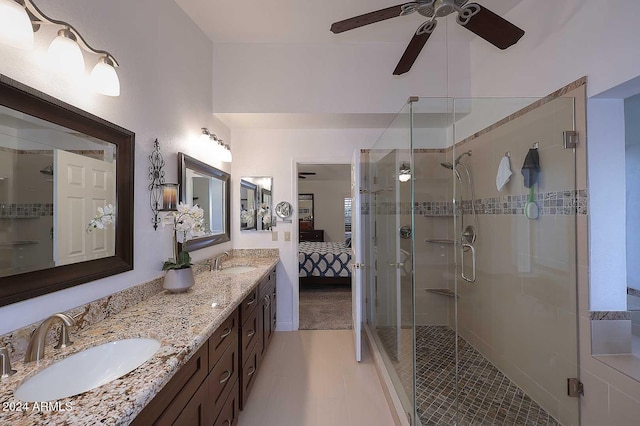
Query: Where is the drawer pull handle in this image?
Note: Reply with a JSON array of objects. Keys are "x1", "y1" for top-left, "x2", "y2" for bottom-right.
[
  {"x1": 246, "y1": 297, "x2": 255, "y2": 306},
  {"x1": 223, "y1": 420, "x2": 231, "y2": 425},
  {"x1": 219, "y1": 370, "x2": 232, "y2": 384},
  {"x1": 273, "y1": 319, "x2": 277, "y2": 326},
  {"x1": 219, "y1": 328, "x2": 232, "y2": 339},
  {"x1": 247, "y1": 329, "x2": 255, "y2": 338},
  {"x1": 247, "y1": 366, "x2": 256, "y2": 377}
]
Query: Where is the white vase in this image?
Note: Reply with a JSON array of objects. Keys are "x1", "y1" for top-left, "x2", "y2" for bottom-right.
[{"x1": 163, "y1": 268, "x2": 195, "y2": 293}]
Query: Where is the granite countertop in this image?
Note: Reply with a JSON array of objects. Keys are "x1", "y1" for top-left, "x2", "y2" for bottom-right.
[{"x1": 0, "y1": 254, "x2": 278, "y2": 425}]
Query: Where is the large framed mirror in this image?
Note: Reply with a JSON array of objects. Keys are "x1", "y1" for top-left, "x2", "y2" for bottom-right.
[
  {"x1": 0, "y1": 74, "x2": 135, "y2": 307},
  {"x1": 178, "y1": 153, "x2": 230, "y2": 250},
  {"x1": 240, "y1": 177, "x2": 273, "y2": 231}
]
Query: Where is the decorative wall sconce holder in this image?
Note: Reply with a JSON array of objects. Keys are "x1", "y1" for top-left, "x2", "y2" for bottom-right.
[{"x1": 148, "y1": 139, "x2": 179, "y2": 230}]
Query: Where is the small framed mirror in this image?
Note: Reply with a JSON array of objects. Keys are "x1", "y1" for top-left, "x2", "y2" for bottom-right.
[
  {"x1": 298, "y1": 193, "x2": 314, "y2": 231},
  {"x1": 240, "y1": 177, "x2": 273, "y2": 231},
  {"x1": 178, "y1": 153, "x2": 230, "y2": 250}
]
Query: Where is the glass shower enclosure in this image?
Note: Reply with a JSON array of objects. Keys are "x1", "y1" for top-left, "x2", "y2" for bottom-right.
[{"x1": 362, "y1": 95, "x2": 580, "y2": 426}]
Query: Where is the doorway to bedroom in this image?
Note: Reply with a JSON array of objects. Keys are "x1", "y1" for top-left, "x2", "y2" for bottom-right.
[{"x1": 297, "y1": 163, "x2": 353, "y2": 330}]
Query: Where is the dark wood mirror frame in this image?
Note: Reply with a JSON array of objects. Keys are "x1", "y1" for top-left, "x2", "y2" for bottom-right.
[
  {"x1": 0, "y1": 74, "x2": 135, "y2": 307},
  {"x1": 178, "y1": 153, "x2": 231, "y2": 251}
]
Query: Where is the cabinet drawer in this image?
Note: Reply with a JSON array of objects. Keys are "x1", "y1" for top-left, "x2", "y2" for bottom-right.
[
  {"x1": 214, "y1": 380, "x2": 239, "y2": 426},
  {"x1": 240, "y1": 341, "x2": 259, "y2": 410},
  {"x1": 240, "y1": 287, "x2": 259, "y2": 325},
  {"x1": 210, "y1": 337, "x2": 238, "y2": 417},
  {"x1": 209, "y1": 308, "x2": 238, "y2": 370},
  {"x1": 133, "y1": 343, "x2": 208, "y2": 426},
  {"x1": 240, "y1": 307, "x2": 259, "y2": 367}
]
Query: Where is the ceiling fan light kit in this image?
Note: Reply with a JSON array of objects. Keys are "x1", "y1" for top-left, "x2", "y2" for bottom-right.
[{"x1": 331, "y1": 0, "x2": 524, "y2": 75}]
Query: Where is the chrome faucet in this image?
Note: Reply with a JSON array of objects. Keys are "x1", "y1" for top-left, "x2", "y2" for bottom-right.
[
  {"x1": 1, "y1": 347, "x2": 16, "y2": 378},
  {"x1": 24, "y1": 313, "x2": 76, "y2": 363},
  {"x1": 213, "y1": 251, "x2": 230, "y2": 271}
]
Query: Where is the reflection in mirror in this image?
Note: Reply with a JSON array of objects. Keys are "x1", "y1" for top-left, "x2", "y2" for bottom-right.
[
  {"x1": 0, "y1": 104, "x2": 117, "y2": 277},
  {"x1": 298, "y1": 193, "x2": 314, "y2": 231},
  {"x1": 0, "y1": 74, "x2": 134, "y2": 307},
  {"x1": 240, "y1": 177, "x2": 273, "y2": 231},
  {"x1": 178, "y1": 153, "x2": 230, "y2": 251}
]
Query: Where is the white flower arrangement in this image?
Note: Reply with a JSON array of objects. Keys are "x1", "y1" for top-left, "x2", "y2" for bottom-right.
[
  {"x1": 258, "y1": 204, "x2": 271, "y2": 228},
  {"x1": 86, "y1": 204, "x2": 115, "y2": 232},
  {"x1": 162, "y1": 203, "x2": 205, "y2": 270},
  {"x1": 240, "y1": 208, "x2": 255, "y2": 227}
]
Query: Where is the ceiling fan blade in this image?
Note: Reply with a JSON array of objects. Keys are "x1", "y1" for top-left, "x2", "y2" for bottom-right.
[
  {"x1": 330, "y1": 3, "x2": 413, "y2": 34},
  {"x1": 456, "y1": 3, "x2": 524, "y2": 50},
  {"x1": 393, "y1": 20, "x2": 437, "y2": 75}
]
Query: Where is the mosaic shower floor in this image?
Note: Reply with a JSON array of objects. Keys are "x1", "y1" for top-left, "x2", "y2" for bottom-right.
[{"x1": 377, "y1": 325, "x2": 560, "y2": 426}]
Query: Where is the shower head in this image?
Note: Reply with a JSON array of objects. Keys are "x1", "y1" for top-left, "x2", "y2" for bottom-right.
[
  {"x1": 40, "y1": 164, "x2": 53, "y2": 176},
  {"x1": 440, "y1": 162, "x2": 454, "y2": 170}
]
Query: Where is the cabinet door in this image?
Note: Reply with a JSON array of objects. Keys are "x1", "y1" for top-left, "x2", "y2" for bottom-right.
[
  {"x1": 210, "y1": 337, "x2": 238, "y2": 418},
  {"x1": 240, "y1": 341, "x2": 259, "y2": 409},
  {"x1": 240, "y1": 306, "x2": 260, "y2": 367},
  {"x1": 173, "y1": 378, "x2": 210, "y2": 426},
  {"x1": 214, "y1": 380, "x2": 240, "y2": 426}
]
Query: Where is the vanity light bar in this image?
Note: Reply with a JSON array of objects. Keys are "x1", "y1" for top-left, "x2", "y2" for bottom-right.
[
  {"x1": 200, "y1": 128, "x2": 232, "y2": 163},
  {"x1": 0, "y1": 0, "x2": 121, "y2": 96}
]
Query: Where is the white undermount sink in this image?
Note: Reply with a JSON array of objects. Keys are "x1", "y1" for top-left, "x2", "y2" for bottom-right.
[
  {"x1": 219, "y1": 265, "x2": 257, "y2": 275},
  {"x1": 14, "y1": 338, "x2": 161, "y2": 402}
]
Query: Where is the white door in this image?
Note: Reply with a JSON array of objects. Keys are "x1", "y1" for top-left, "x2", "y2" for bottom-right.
[
  {"x1": 54, "y1": 150, "x2": 116, "y2": 266},
  {"x1": 351, "y1": 149, "x2": 363, "y2": 362}
]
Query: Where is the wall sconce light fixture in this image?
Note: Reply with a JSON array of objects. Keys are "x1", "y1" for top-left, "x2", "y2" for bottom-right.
[
  {"x1": 200, "y1": 127, "x2": 232, "y2": 162},
  {"x1": 399, "y1": 163, "x2": 411, "y2": 182},
  {"x1": 149, "y1": 139, "x2": 178, "y2": 230},
  {"x1": 0, "y1": 0, "x2": 121, "y2": 96}
]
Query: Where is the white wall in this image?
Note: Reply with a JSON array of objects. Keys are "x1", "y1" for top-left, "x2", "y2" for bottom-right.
[
  {"x1": 625, "y1": 94, "x2": 640, "y2": 291},
  {"x1": 211, "y1": 17, "x2": 474, "y2": 115},
  {"x1": 229, "y1": 128, "x2": 384, "y2": 330},
  {"x1": 588, "y1": 99, "x2": 627, "y2": 311},
  {"x1": 0, "y1": 0, "x2": 230, "y2": 334},
  {"x1": 469, "y1": 0, "x2": 640, "y2": 98},
  {"x1": 298, "y1": 179, "x2": 350, "y2": 243}
]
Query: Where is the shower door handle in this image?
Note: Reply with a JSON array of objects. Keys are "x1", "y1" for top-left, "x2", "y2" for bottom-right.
[{"x1": 461, "y1": 243, "x2": 476, "y2": 283}]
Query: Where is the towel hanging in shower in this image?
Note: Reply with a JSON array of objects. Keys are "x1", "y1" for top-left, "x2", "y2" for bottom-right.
[
  {"x1": 496, "y1": 155, "x2": 512, "y2": 191},
  {"x1": 521, "y1": 148, "x2": 540, "y2": 188}
]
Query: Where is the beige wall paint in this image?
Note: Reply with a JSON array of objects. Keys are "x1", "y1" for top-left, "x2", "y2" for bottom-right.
[{"x1": 298, "y1": 178, "x2": 350, "y2": 243}]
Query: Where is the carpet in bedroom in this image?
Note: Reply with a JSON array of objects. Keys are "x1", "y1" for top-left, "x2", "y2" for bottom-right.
[{"x1": 299, "y1": 284, "x2": 352, "y2": 330}]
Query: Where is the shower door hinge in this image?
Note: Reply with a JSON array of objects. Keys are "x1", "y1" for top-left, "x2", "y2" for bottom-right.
[
  {"x1": 353, "y1": 263, "x2": 365, "y2": 270},
  {"x1": 567, "y1": 378, "x2": 584, "y2": 397},
  {"x1": 563, "y1": 130, "x2": 578, "y2": 149}
]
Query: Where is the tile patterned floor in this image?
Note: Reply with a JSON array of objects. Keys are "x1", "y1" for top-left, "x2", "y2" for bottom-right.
[{"x1": 377, "y1": 325, "x2": 560, "y2": 426}]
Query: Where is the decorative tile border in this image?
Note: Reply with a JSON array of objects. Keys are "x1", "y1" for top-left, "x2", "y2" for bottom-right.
[
  {"x1": 364, "y1": 189, "x2": 587, "y2": 217},
  {"x1": 0, "y1": 203, "x2": 53, "y2": 217},
  {"x1": 590, "y1": 311, "x2": 632, "y2": 321}
]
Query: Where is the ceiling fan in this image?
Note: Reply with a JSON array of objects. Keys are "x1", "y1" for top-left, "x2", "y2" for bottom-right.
[
  {"x1": 298, "y1": 172, "x2": 317, "y2": 179},
  {"x1": 330, "y1": 0, "x2": 524, "y2": 75}
]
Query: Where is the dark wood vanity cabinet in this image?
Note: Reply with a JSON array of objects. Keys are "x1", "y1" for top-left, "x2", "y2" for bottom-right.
[
  {"x1": 239, "y1": 267, "x2": 277, "y2": 409},
  {"x1": 132, "y1": 266, "x2": 276, "y2": 425},
  {"x1": 132, "y1": 309, "x2": 240, "y2": 426}
]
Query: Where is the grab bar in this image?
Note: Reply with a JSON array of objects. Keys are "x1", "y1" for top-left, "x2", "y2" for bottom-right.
[
  {"x1": 461, "y1": 243, "x2": 476, "y2": 283},
  {"x1": 425, "y1": 239, "x2": 456, "y2": 245}
]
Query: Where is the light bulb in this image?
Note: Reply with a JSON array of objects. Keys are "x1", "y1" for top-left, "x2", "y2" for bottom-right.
[
  {"x1": 91, "y1": 56, "x2": 120, "y2": 96},
  {"x1": 399, "y1": 173, "x2": 411, "y2": 182},
  {"x1": 221, "y1": 144, "x2": 232, "y2": 162},
  {"x1": 0, "y1": 0, "x2": 33, "y2": 50},
  {"x1": 48, "y1": 28, "x2": 85, "y2": 76},
  {"x1": 200, "y1": 128, "x2": 211, "y2": 142}
]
